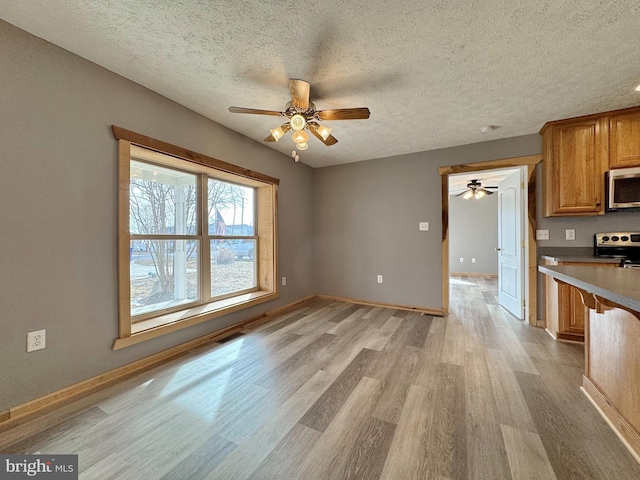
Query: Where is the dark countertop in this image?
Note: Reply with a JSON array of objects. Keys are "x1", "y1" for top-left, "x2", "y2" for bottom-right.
[
  {"x1": 538, "y1": 265, "x2": 640, "y2": 312},
  {"x1": 538, "y1": 246, "x2": 621, "y2": 264}
]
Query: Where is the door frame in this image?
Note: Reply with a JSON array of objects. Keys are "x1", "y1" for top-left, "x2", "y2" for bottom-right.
[{"x1": 438, "y1": 154, "x2": 542, "y2": 326}]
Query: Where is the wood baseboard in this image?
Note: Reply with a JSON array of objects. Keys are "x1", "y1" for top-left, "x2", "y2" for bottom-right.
[
  {"x1": 315, "y1": 294, "x2": 444, "y2": 317},
  {"x1": 0, "y1": 295, "x2": 315, "y2": 433},
  {"x1": 582, "y1": 375, "x2": 640, "y2": 464}
]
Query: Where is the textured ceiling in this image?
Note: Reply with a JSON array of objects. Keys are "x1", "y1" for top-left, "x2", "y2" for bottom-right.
[{"x1": 2, "y1": 1, "x2": 640, "y2": 168}]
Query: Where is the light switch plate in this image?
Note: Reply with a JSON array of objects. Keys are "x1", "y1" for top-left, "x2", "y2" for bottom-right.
[
  {"x1": 419, "y1": 222, "x2": 429, "y2": 231},
  {"x1": 536, "y1": 229, "x2": 550, "y2": 240}
]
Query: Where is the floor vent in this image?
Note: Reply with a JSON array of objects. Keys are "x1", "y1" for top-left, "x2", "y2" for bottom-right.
[{"x1": 218, "y1": 332, "x2": 245, "y2": 343}]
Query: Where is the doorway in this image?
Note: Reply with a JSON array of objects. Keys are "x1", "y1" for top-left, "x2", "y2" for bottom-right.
[
  {"x1": 438, "y1": 155, "x2": 542, "y2": 325},
  {"x1": 449, "y1": 167, "x2": 524, "y2": 318}
]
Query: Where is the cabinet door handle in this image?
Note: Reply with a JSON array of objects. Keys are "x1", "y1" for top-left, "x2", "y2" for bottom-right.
[{"x1": 596, "y1": 202, "x2": 601, "y2": 206}]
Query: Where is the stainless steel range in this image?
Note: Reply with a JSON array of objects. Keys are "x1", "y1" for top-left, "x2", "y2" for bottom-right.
[{"x1": 594, "y1": 232, "x2": 640, "y2": 267}]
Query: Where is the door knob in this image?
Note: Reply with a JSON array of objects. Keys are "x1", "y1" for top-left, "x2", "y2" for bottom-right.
[{"x1": 495, "y1": 247, "x2": 501, "y2": 251}]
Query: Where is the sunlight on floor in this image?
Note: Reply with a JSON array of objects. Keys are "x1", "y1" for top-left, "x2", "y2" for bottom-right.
[
  {"x1": 449, "y1": 277, "x2": 476, "y2": 286},
  {"x1": 158, "y1": 338, "x2": 247, "y2": 418}
]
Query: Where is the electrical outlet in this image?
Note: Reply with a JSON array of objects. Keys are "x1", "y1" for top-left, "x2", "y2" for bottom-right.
[
  {"x1": 281, "y1": 277, "x2": 286, "y2": 286},
  {"x1": 419, "y1": 222, "x2": 429, "y2": 231},
  {"x1": 472, "y1": 258, "x2": 476, "y2": 263},
  {"x1": 459, "y1": 257, "x2": 464, "y2": 263},
  {"x1": 565, "y1": 229, "x2": 576, "y2": 240},
  {"x1": 536, "y1": 229, "x2": 550, "y2": 240},
  {"x1": 377, "y1": 275, "x2": 383, "y2": 283},
  {"x1": 27, "y1": 329, "x2": 46, "y2": 352}
]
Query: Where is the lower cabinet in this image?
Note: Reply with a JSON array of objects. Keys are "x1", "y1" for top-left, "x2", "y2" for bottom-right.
[{"x1": 543, "y1": 259, "x2": 617, "y2": 342}]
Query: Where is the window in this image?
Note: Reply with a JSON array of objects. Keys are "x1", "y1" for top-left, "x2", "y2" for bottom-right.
[{"x1": 114, "y1": 127, "x2": 278, "y2": 349}]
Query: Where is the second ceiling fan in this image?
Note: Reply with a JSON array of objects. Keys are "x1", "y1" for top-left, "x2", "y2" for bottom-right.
[
  {"x1": 456, "y1": 179, "x2": 498, "y2": 199},
  {"x1": 228, "y1": 78, "x2": 370, "y2": 156}
]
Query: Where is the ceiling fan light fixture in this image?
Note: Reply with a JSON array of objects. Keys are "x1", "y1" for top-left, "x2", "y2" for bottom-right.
[
  {"x1": 270, "y1": 126, "x2": 285, "y2": 142},
  {"x1": 290, "y1": 114, "x2": 306, "y2": 131},
  {"x1": 296, "y1": 142, "x2": 309, "y2": 151},
  {"x1": 316, "y1": 124, "x2": 332, "y2": 141},
  {"x1": 463, "y1": 190, "x2": 473, "y2": 200},
  {"x1": 291, "y1": 130, "x2": 309, "y2": 144},
  {"x1": 475, "y1": 190, "x2": 486, "y2": 199}
]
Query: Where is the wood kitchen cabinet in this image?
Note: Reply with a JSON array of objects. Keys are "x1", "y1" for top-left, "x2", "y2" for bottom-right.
[
  {"x1": 609, "y1": 109, "x2": 640, "y2": 168},
  {"x1": 541, "y1": 116, "x2": 608, "y2": 217},
  {"x1": 541, "y1": 105, "x2": 640, "y2": 217},
  {"x1": 543, "y1": 259, "x2": 617, "y2": 342}
]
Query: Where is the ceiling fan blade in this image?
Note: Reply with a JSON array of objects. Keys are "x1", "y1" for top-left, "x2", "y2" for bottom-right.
[
  {"x1": 308, "y1": 124, "x2": 338, "y2": 146},
  {"x1": 481, "y1": 188, "x2": 495, "y2": 195},
  {"x1": 228, "y1": 106, "x2": 283, "y2": 116},
  {"x1": 455, "y1": 189, "x2": 470, "y2": 197},
  {"x1": 289, "y1": 79, "x2": 310, "y2": 109},
  {"x1": 485, "y1": 186, "x2": 499, "y2": 189},
  {"x1": 317, "y1": 108, "x2": 370, "y2": 121}
]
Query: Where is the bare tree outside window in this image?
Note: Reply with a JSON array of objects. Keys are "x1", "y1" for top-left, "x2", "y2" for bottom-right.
[{"x1": 128, "y1": 160, "x2": 256, "y2": 316}]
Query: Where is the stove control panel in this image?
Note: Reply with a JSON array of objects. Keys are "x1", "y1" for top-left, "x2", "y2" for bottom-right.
[{"x1": 595, "y1": 232, "x2": 640, "y2": 247}]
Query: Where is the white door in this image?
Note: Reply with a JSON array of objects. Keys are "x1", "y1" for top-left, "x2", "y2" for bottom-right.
[{"x1": 497, "y1": 169, "x2": 524, "y2": 319}]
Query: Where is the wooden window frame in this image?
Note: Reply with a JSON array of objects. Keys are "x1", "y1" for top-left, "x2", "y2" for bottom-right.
[{"x1": 113, "y1": 126, "x2": 279, "y2": 349}]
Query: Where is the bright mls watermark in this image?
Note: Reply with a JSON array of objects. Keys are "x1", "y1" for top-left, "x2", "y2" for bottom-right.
[{"x1": 0, "y1": 455, "x2": 78, "y2": 479}]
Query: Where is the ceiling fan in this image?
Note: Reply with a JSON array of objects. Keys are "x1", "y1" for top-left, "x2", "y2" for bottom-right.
[
  {"x1": 228, "y1": 78, "x2": 370, "y2": 160},
  {"x1": 455, "y1": 179, "x2": 498, "y2": 199}
]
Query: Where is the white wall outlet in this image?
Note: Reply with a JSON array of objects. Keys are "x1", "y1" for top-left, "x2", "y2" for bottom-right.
[
  {"x1": 419, "y1": 222, "x2": 429, "y2": 231},
  {"x1": 536, "y1": 229, "x2": 550, "y2": 240},
  {"x1": 281, "y1": 276, "x2": 286, "y2": 286},
  {"x1": 565, "y1": 229, "x2": 576, "y2": 240},
  {"x1": 27, "y1": 329, "x2": 46, "y2": 352},
  {"x1": 472, "y1": 258, "x2": 476, "y2": 263},
  {"x1": 459, "y1": 257, "x2": 464, "y2": 263},
  {"x1": 377, "y1": 275, "x2": 383, "y2": 283}
]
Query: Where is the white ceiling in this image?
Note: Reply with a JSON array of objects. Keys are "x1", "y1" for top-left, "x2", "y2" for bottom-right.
[{"x1": 2, "y1": 1, "x2": 640, "y2": 168}]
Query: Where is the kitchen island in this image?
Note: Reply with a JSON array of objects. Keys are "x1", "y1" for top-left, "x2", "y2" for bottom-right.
[{"x1": 539, "y1": 265, "x2": 640, "y2": 463}]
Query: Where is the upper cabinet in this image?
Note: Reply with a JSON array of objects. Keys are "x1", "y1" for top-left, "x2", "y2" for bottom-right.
[
  {"x1": 609, "y1": 109, "x2": 640, "y2": 169},
  {"x1": 541, "y1": 106, "x2": 640, "y2": 217}
]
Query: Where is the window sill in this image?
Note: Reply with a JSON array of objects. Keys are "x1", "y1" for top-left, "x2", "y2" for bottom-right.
[{"x1": 112, "y1": 290, "x2": 279, "y2": 350}]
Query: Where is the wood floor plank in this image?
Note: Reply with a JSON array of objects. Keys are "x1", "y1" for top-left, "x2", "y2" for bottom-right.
[
  {"x1": 422, "y1": 363, "x2": 467, "y2": 480},
  {"x1": 205, "y1": 370, "x2": 333, "y2": 480},
  {"x1": 247, "y1": 423, "x2": 321, "y2": 480},
  {"x1": 378, "y1": 383, "x2": 433, "y2": 480},
  {"x1": 294, "y1": 376, "x2": 383, "y2": 480},
  {"x1": 500, "y1": 424, "x2": 557, "y2": 480},
  {"x1": 364, "y1": 315, "x2": 404, "y2": 351},
  {"x1": 371, "y1": 345, "x2": 422, "y2": 425},
  {"x1": 328, "y1": 415, "x2": 396, "y2": 480},
  {"x1": 299, "y1": 348, "x2": 378, "y2": 432},
  {"x1": 515, "y1": 370, "x2": 612, "y2": 480},
  {"x1": 440, "y1": 319, "x2": 466, "y2": 366},
  {"x1": 464, "y1": 350, "x2": 511, "y2": 479},
  {"x1": 485, "y1": 349, "x2": 538, "y2": 433},
  {"x1": 158, "y1": 434, "x2": 237, "y2": 480},
  {"x1": 2, "y1": 406, "x2": 108, "y2": 454}
]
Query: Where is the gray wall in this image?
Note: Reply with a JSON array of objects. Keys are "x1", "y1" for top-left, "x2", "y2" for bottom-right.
[
  {"x1": 535, "y1": 164, "x2": 640, "y2": 245},
  {"x1": 314, "y1": 135, "x2": 542, "y2": 310},
  {"x1": 0, "y1": 22, "x2": 315, "y2": 412},
  {"x1": 449, "y1": 193, "x2": 498, "y2": 275}
]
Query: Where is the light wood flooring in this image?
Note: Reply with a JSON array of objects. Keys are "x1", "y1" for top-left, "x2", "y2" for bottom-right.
[{"x1": 1, "y1": 275, "x2": 639, "y2": 479}]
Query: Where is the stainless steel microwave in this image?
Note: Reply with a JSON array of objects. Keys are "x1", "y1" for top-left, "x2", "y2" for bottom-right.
[{"x1": 607, "y1": 167, "x2": 640, "y2": 210}]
